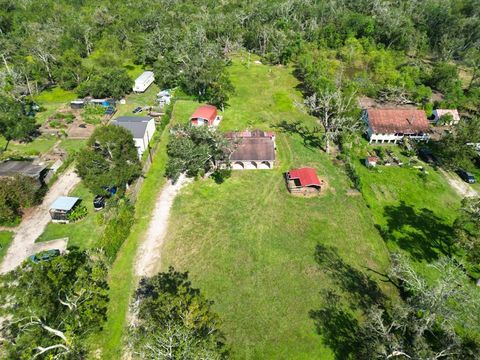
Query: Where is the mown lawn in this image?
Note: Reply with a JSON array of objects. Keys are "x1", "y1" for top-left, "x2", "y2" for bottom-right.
[
  {"x1": 160, "y1": 57, "x2": 392, "y2": 359},
  {"x1": 0, "y1": 231, "x2": 14, "y2": 263},
  {"x1": 37, "y1": 183, "x2": 104, "y2": 249},
  {"x1": 348, "y1": 140, "x2": 462, "y2": 275}
]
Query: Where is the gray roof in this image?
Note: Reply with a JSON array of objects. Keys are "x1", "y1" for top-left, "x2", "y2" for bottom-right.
[
  {"x1": 50, "y1": 197, "x2": 80, "y2": 211},
  {"x1": 0, "y1": 161, "x2": 47, "y2": 178},
  {"x1": 112, "y1": 116, "x2": 153, "y2": 138}
]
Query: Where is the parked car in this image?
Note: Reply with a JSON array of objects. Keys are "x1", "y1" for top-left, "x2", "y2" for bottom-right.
[
  {"x1": 93, "y1": 195, "x2": 106, "y2": 210},
  {"x1": 457, "y1": 169, "x2": 476, "y2": 184},
  {"x1": 133, "y1": 106, "x2": 143, "y2": 114},
  {"x1": 29, "y1": 249, "x2": 60, "y2": 263},
  {"x1": 79, "y1": 123, "x2": 87, "y2": 128}
]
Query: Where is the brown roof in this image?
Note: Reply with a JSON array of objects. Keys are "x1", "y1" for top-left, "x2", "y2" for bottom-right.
[
  {"x1": 230, "y1": 137, "x2": 275, "y2": 161},
  {"x1": 367, "y1": 109, "x2": 429, "y2": 134}
]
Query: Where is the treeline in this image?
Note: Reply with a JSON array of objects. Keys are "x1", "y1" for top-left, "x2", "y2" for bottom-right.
[{"x1": 1, "y1": 0, "x2": 479, "y2": 107}]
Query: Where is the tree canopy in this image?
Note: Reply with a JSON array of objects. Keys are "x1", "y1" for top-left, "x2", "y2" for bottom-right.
[
  {"x1": 166, "y1": 125, "x2": 233, "y2": 181},
  {"x1": 128, "y1": 267, "x2": 228, "y2": 359},
  {"x1": 0, "y1": 249, "x2": 109, "y2": 359},
  {"x1": 76, "y1": 125, "x2": 141, "y2": 195}
]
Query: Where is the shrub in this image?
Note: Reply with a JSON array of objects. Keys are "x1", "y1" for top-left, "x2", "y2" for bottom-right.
[
  {"x1": 345, "y1": 158, "x2": 362, "y2": 190},
  {"x1": 211, "y1": 168, "x2": 232, "y2": 184},
  {"x1": 67, "y1": 205, "x2": 88, "y2": 222},
  {"x1": 0, "y1": 175, "x2": 41, "y2": 225},
  {"x1": 97, "y1": 199, "x2": 134, "y2": 262}
]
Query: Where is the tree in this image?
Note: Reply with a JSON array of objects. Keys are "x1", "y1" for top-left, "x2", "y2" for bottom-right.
[
  {"x1": 76, "y1": 125, "x2": 141, "y2": 195},
  {"x1": 0, "y1": 174, "x2": 40, "y2": 224},
  {"x1": 166, "y1": 125, "x2": 233, "y2": 182},
  {"x1": 304, "y1": 90, "x2": 361, "y2": 154},
  {"x1": 437, "y1": 117, "x2": 480, "y2": 170},
  {"x1": 77, "y1": 67, "x2": 132, "y2": 99},
  {"x1": 0, "y1": 249, "x2": 109, "y2": 359},
  {"x1": 357, "y1": 253, "x2": 480, "y2": 359},
  {"x1": 0, "y1": 94, "x2": 37, "y2": 150},
  {"x1": 128, "y1": 267, "x2": 228, "y2": 359}
]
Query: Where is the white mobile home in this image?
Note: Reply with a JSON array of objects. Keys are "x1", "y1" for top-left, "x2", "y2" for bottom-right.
[{"x1": 133, "y1": 71, "x2": 155, "y2": 93}]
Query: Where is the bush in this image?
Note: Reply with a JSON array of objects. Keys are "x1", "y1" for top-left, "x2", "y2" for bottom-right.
[
  {"x1": 345, "y1": 158, "x2": 362, "y2": 190},
  {"x1": 211, "y1": 168, "x2": 231, "y2": 184},
  {"x1": 67, "y1": 205, "x2": 88, "y2": 222},
  {"x1": 0, "y1": 175, "x2": 41, "y2": 225},
  {"x1": 97, "y1": 199, "x2": 134, "y2": 261}
]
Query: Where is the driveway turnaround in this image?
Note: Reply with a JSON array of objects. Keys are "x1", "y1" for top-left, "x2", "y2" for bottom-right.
[{"x1": 0, "y1": 168, "x2": 80, "y2": 274}]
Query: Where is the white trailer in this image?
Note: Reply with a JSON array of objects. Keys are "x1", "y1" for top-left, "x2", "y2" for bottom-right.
[{"x1": 133, "y1": 71, "x2": 155, "y2": 93}]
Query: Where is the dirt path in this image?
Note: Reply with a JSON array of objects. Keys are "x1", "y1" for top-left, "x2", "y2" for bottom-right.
[
  {"x1": 134, "y1": 175, "x2": 191, "y2": 277},
  {"x1": 0, "y1": 167, "x2": 80, "y2": 274},
  {"x1": 440, "y1": 168, "x2": 478, "y2": 198}
]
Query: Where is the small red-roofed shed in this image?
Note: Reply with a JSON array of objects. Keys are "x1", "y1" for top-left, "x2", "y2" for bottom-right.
[
  {"x1": 286, "y1": 167, "x2": 323, "y2": 196},
  {"x1": 190, "y1": 105, "x2": 218, "y2": 126}
]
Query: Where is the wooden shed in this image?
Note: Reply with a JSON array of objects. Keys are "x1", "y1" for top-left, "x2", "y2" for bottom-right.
[
  {"x1": 286, "y1": 167, "x2": 323, "y2": 196},
  {"x1": 49, "y1": 196, "x2": 80, "y2": 224}
]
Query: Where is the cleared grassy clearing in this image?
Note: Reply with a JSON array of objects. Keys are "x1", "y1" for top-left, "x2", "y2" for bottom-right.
[{"x1": 160, "y1": 58, "x2": 392, "y2": 359}]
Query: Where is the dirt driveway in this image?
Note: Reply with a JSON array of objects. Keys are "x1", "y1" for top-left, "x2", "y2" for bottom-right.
[
  {"x1": 0, "y1": 168, "x2": 80, "y2": 274},
  {"x1": 135, "y1": 175, "x2": 191, "y2": 277},
  {"x1": 440, "y1": 169, "x2": 478, "y2": 198}
]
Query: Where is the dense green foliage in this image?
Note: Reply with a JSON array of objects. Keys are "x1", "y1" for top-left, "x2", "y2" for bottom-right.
[
  {"x1": 436, "y1": 117, "x2": 480, "y2": 170},
  {"x1": 129, "y1": 267, "x2": 228, "y2": 359},
  {"x1": 0, "y1": 174, "x2": 41, "y2": 224},
  {"x1": 0, "y1": 249, "x2": 109, "y2": 359},
  {"x1": 76, "y1": 125, "x2": 141, "y2": 195},
  {"x1": 98, "y1": 199, "x2": 135, "y2": 262},
  {"x1": 1, "y1": 0, "x2": 479, "y2": 108},
  {"x1": 0, "y1": 95, "x2": 37, "y2": 149},
  {"x1": 166, "y1": 125, "x2": 232, "y2": 181}
]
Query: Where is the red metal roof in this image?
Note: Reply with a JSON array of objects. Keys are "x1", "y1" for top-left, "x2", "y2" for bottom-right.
[
  {"x1": 367, "y1": 109, "x2": 429, "y2": 134},
  {"x1": 190, "y1": 105, "x2": 217, "y2": 125},
  {"x1": 288, "y1": 167, "x2": 321, "y2": 187}
]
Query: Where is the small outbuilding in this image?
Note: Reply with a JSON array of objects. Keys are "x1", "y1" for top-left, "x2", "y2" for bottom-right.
[
  {"x1": 365, "y1": 156, "x2": 379, "y2": 167},
  {"x1": 49, "y1": 196, "x2": 81, "y2": 223},
  {"x1": 112, "y1": 116, "x2": 156, "y2": 158},
  {"x1": 286, "y1": 167, "x2": 323, "y2": 196},
  {"x1": 432, "y1": 109, "x2": 460, "y2": 125},
  {"x1": 190, "y1": 105, "x2": 222, "y2": 127},
  {"x1": 225, "y1": 130, "x2": 275, "y2": 170},
  {"x1": 0, "y1": 160, "x2": 48, "y2": 185},
  {"x1": 133, "y1": 71, "x2": 155, "y2": 93}
]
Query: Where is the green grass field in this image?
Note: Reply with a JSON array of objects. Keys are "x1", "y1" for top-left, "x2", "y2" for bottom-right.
[
  {"x1": 348, "y1": 141, "x2": 462, "y2": 275},
  {"x1": 159, "y1": 57, "x2": 393, "y2": 359},
  {"x1": 37, "y1": 183, "x2": 104, "y2": 249},
  {"x1": 0, "y1": 231, "x2": 14, "y2": 263}
]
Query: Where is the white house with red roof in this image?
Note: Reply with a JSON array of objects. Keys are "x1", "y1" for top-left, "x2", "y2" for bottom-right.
[
  {"x1": 190, "y1": 105, "x2": 222, "y2": 127},
  {"x1": 286, "y1": 167, "x2": 323, "y2": 195},
  {"x1": 224, "y1": 130, "x2": 276, "y2": 170},
  {"x1": 363, "y1": 108, "x2": 430, "y2": 144}
]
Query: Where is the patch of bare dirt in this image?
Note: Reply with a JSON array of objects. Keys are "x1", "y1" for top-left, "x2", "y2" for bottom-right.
[
  {"x1": 440, "y1": 168, "x2": 478, "y2": 198},
  {"x1": 134, "y1": 175, "x2": 192, "y2": 277}
]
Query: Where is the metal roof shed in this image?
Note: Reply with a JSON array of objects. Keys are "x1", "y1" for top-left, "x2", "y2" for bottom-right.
[{"x1": 49, "y1": 196, "x2": 80, "y2": 223}]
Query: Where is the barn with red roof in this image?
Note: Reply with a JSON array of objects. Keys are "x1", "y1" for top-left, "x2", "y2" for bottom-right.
[
  {"x1": 286, "y1": 167, "x2": 323, "y2": 196},
  {"x1": 363, "y1": 108, "x2": 430, "y2": 144},
  {"x1": 190, "y1": 105, "x2": 221, "y2": 127}
]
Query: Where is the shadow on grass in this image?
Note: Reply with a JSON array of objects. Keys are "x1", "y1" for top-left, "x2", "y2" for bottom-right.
[
  {"x1": 314, "y1": 244, "x2": 385, "y2": 310},
  {"x1": 378, "y1": 201, "x2": 454, "y2": 261},
  {"x1": 309, "y1": 291, "x2": 361, "y2": 360},
  {"x1": 274, "y1": 120, "x2": 324, "y2": 150},
  {"x1": 310, "y1": 244, "x2": 385, "y2": 359}
]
